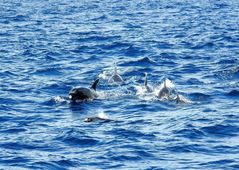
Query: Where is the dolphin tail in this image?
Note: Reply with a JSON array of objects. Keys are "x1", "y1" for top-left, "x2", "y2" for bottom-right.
[
  {"x1": 91, "y1": 78, "x2": 100, "y2": 90},
  {"x1": 144, "y1": 72, "x2": 148, "y2": 87}
]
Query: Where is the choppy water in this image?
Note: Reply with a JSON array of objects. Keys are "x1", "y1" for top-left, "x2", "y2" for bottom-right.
[{"x1": 1, "y1": 0, "x2": 239, "y2": 169}]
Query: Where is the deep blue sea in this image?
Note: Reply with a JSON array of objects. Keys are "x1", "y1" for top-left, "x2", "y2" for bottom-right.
[{"x1": 1, "y1": 0, "x2": 239, "y2": 169}]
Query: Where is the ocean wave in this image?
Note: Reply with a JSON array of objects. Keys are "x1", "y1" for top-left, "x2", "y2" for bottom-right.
[
  {"x1": 55, "y1": 129, "x2": 99, "y2": 147},
  {"x1": 121, "y1": 57, "x2": 157, "y2": 66},
  {"x1": 226, "y1": 90, "x2": 239, "y2": 97},
  {"x1": 200, "y1": 124, "x2": 239, "y2": 137}
]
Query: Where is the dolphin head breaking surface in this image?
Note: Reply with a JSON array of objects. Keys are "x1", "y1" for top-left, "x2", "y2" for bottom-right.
[{"x1": 69, "y1": 79, "x2": 99, "y2": 101}]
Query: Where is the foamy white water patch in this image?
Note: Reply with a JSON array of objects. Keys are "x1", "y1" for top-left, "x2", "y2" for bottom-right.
[
  {"x1": 97, "y1": 110, "x2": 110, "y2": 119},
  {"x1": 134, "y1": 85, "x2": 158, "y2": 101},
  {"x1": 53, "y1": 96, "x2": 70, "y2": 103},
  {"x1": 98, "y1": 71, "x2": 111, "y2": 80},
  {"x1": 97, "y1": 86, "x2": 134, "y2": 100},
  {"x1": 135, "y1": 85, "x2": 146, "y2": 95},
  {"x1": 162, "y1": 78, "x2": 175, "y2": 89}
]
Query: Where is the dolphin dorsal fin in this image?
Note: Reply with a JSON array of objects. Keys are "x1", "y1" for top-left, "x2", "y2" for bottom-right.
[
  {"x1": 114, "y1": 62, "x2": 118, "y2": 74},
  {"x1": 176, "y1": 93, "x2": 180, "y2": 103},
  {"x1": 144, "y1": 73, "x2": 148, "y2": 87},
  {"x1": 164, "y1": 79, "x2": 167, "y2": 88},
  {"x1": 91, "y1": 78, "x2": 99, "y2": 90}
]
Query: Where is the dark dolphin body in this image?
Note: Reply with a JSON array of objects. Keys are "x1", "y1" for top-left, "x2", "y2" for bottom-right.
[{"x1": 69, "y1": 79, "x2": 99, "y2": 101}]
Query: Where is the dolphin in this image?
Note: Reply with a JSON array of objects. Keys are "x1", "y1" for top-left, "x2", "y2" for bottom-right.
[
  {"x1": 69, "y1": 79, "x2": 99, "y2": 101},
  {"x1": 84, "y1": 116, "x2": 112, "y2": 122},
  {"x1": 157, "y1": 79, "x2": 172, "y2": 100},
  {"x1": 108, "y1": 62, "x2": 124, "y2": 84},
  {"x1": 84, "y1": 111, "x2": 112, "y2": 122},
  {"x1": 175, "y1": 93, "x2": 193, "y2": 104}
]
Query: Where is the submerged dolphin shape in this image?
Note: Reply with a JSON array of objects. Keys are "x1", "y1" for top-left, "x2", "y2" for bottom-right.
[
  {"x1": 69, "y1": 79, "x2": 100, "y2": 101},
  {"x1": 108, "y1": 62, "x2": 124, "y2": 84}
]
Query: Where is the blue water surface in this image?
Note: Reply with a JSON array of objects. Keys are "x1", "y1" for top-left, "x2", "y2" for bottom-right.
[{"x1": 1, "y1": 0, "x2": 239, "y2": 169}]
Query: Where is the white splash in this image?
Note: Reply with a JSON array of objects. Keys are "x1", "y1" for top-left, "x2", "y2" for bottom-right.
[
  {"x1": 162, "y1": 78, "x2": 175, "y2": 89},
  {"x1": 53, "y1": 96, "x2": 68, "y2": 103},
  {"x1": 134, "y1": 85, "x2": 157, "y2": 101},
  {"x1": 98, "y1": 110, "x2": 109, "y2": 119},
  {"x1": 98, "y1": 71, "x2": 111, "y2": 80},
  {"x1": 135, "y1": 85, "x2": 146, "y2": 95}
]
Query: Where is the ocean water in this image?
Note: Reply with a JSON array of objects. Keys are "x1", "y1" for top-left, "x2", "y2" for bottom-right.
[{"x1": 1, "y1": 0, "x2": 239, "y2": 169}]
